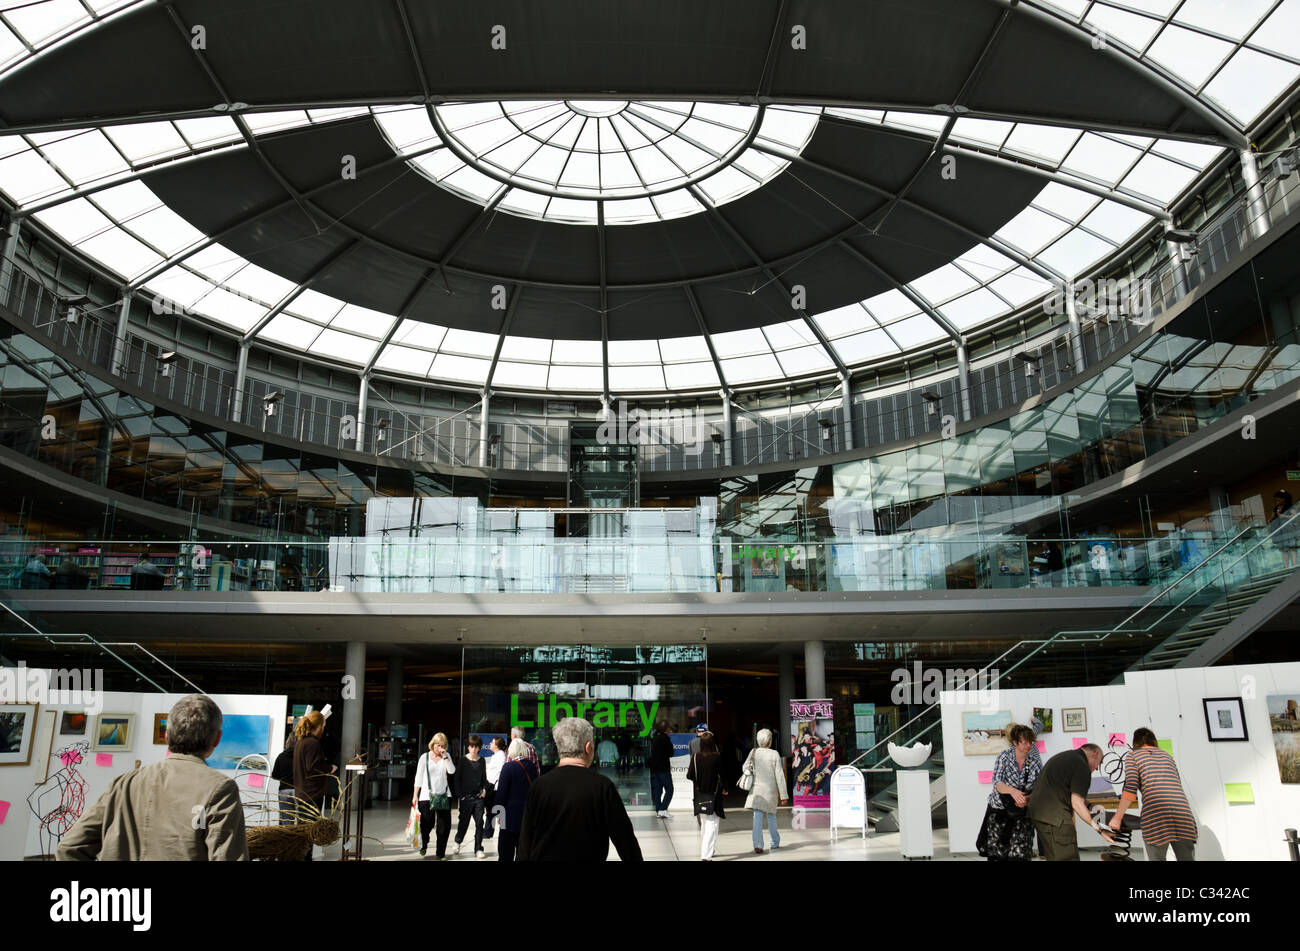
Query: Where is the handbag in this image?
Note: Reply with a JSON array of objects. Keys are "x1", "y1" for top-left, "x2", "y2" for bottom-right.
[
  {"x1": 693, "y1": 755, "x2": 723, "y2": 816},
  {"x1": 424, "y1": 753, "x2": 452, "y2": 811},
  {"x1": 738, "y1": 750, "x2": 755, "y2": 792}
]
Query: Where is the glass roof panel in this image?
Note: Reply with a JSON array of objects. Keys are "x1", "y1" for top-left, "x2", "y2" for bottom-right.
[
  {"x1": 774, "y1": 344, "x2": 835, "y2": 376},
  {"x1": 938, "y1": 288, "x2": 1009, "y2": 329},
  {"x1": 1146, "y1": 25, "x2": 1237, "y2": 89},
  {"x1": 374, "y1": 344, "x2": 436, "y2": 377},
  {"x1": 720, "y1": 353, "x2": 784, "y2": 384},
  {"x1": 657, "y1": 336, "x2": 711, "y2": 362},
  {"x1": 711, "y1": 328, "x2": 772, "y2": 359},
  {"x1": 429, "y1": 352, "x2": 491, "y2": 384},
  {"x1": 1253, "y1": 0, "x2": 1300, "y2": 59},
  {"x1": 311, "y1": 328, "x2": 375, "y2": 365},
  {"x1": 33, "y1": 199, "x2": 112, "y2": 244},
  {"x1": 260, "y1": 313, "x2": 322, "y2": 350},
  {"x1": 611, "y1": 364, "x2": 668, "y2": 390},
  {"x1": 1203, "y1": 49, "x2": 1300, "y2": 122},
  {"x1": 77, "y1": 227, "x2": 160, "y2": 280},
  {"x1": 831, "y1": 330, "x2": 896, "y2": 363},
  {"x1": 104, "y1": 123, "x2": 189, "y2": 163},
  {"x1": 492, "y1": 360, "x2": 551, "y2": 389},
  {"x1": 1035, "y1": 228, "x2": 1114, "y2": 275},
  {"x1": 663, "y1": 361, "x2": 720, "y2": 390},
  {"x1": 1120, "y1": 152, "x2": 1199, "y2": 203},
  {"x1": 499, "y1": 335, "x2": 552, "y2": 362},
  {"x1": 814, "y1": 303, "x2": 872, "y2": 339},
  {"x1": 4, "y1": 0, "x2": 85, "y2": 45},
  {"x1": 546, "y1": 364, "x2": 603, "y2": 390}
]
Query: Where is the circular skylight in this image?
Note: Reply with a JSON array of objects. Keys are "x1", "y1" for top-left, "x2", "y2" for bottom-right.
[{"x1": 376, "y1": 100, "x2": 821, "y2": 224}]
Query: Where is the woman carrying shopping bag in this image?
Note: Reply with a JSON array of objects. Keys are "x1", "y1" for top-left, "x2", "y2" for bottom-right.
[
  {"x1": 741, "y1": 728, "x2": 788, "y2": 854},
  {"x1": 412, "y1": 732, "x2": 456, "y2": 858},
  {"x1": 686, "y1": 731, "x2": 727, "y2": 861}
]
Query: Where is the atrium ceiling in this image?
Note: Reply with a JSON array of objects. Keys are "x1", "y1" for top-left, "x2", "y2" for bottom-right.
[{"x1": 0, "y1": 0, "x2": 1296, "y2": 395}]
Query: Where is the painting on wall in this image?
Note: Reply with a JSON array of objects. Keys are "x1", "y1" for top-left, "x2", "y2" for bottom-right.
[
  {"x1": 153, "y1": 713, "x2": 168, "y2": 745},
  {"x1": 92, "y1": 713, "x2": 136, "y2": 753},
  {"x1": 1203, "y1": 697, "x2": 1248, "y2": 742},
  {"x1": 1267, "y1": 695, "x2": 1300, "y2": 782},
  {"x1": 59, "y1": 712, "x2": 87, "y2": 736},
  {"x1": 1032, "y1": 707, "x2": 1053, "y2": 734},
  {"x1": 205, "y1": 714, "x2": 271, "y2": 770},
  {"x1": 0, "y1": 703, "x2": 39, "y2": 765},
  {"x1": 1062, "y1": 707, "x2": 1087, "y2": 733},
  {"x1": 961, "y1": 710, "x2": 1012, "y2": 756}
]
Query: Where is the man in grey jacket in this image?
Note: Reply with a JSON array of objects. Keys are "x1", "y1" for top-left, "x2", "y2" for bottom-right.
[{"x1": 58, "y1": 694, "x2": 249, "y2": 861}]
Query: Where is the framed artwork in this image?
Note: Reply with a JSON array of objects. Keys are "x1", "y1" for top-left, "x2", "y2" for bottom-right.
[
  {"x1": 1062, "y1": 707, "x2": 1087, "y2": 732},
  {"x1": 205, "y1": 714, "x2": 271, "y2": 770},
  {"x1": 92, "y1": 713, "x2": 136, "y2": 753},
  {"x1": 1203, "y1": 697, "x2": 1248, "y2": 742},
  {"x1": 961, "y1": 710, "x2": 1012, "y2": 755},
  {"x1": 153, "y1": 713, "x2": 168, "y2": 745},
  {"x1": 59, "y1": 711, "x2": 87, "y2": 735},
  {"x1": 1267, "y1": 695, "x2": 1300, "y2": 783},
  {"x1": 0, "y1": 703, "x2": 40, "y2": 765},
  {"x1": 34, "y1": 709, "x2": 57, "y2": 782},
  {"x1": 1032, "y1": 707, "x2": 1053, "y2": 734}
]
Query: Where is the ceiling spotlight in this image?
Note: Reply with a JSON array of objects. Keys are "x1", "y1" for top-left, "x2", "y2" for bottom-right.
[{"x1": 212, "y1": 102, "x2": 250, "y2": 112}]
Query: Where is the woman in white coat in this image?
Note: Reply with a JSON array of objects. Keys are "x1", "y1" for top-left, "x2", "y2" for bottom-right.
[{"x1": 742, "y1": 728, "x2": 788, "y2": 854}]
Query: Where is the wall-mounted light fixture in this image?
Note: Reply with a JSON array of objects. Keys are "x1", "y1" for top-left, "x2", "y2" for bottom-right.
[
  {"x1": 262, "y1": 390, "x2": 283, "y2": 418},
  {"x1": 158, "y1": 351, "x2": 177, "y2": 377},
  {"x1": 1014, "y1": 353, "x2": 1041, "y2": 379},
  {"x1": 921, "y1": 391, "x2": 942, "y2": 416}
]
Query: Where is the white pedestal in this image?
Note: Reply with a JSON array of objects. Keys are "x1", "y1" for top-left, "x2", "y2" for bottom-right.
[{"x1": 896, "y1": 769, "x2": 934, "y2": 859}]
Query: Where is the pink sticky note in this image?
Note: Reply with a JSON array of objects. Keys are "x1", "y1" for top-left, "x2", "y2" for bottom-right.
[
  {"x1": 0, "y1": 800, "x2": 10, "y2": 825},
  {"x1": 247, "y1": 773, "x2": 265, "y2": 789},
  {"x1": 95, "y1": 753, "x2": 113, "y2": 767},
  {"x1": 1108, "y1": 732, "x2": 1126, "y2": 747},
  {"x1": 977, "y1": 770, "x2": 994, "y2": 784},
  {"x1": 1072, "y1": 737, "x2": 1088, "y2": 749}
]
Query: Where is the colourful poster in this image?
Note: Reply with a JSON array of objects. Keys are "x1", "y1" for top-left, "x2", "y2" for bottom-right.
[{"x1": 790, "y1": 698, "x2": 835, "y2": 810}]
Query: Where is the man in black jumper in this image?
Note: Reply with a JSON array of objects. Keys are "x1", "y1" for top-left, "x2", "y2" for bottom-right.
[{"x1": 517, "y1": 717, "x2": 643, "y2": 862}]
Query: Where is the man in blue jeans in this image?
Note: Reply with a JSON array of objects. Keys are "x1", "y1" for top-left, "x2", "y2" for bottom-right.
[{"x1": 649, "y1": 719, "x2": 675, "y2": 818}]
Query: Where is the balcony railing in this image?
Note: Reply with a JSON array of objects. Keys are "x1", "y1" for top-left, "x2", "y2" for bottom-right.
[{"x1": 1, "y1": 527, "x2": 1280, "y2": 596}]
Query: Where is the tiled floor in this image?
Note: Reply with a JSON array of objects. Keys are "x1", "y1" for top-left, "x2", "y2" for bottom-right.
[{"x1": 310, "y1": 799, "x2": 1108, "y2": 861}]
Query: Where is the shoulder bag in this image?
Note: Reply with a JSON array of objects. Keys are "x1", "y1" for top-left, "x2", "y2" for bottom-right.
[
  {"x1": 693, "y1": 755, "x2": 723, "y2": 815},
  {"x1": 425, "y1": 754, "x2": 451, "y2": 811},
  {"x1": 738, "y1": 749, "x2": 755, "y2": 792}
]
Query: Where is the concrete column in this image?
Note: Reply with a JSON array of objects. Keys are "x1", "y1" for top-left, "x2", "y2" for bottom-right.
[
  {"x1": 478, "y1": 389, "x2": 491, "y2": 468},
  {"x1": 778, "y1": 651, "x2": 795, "y2": 756},
  {"x1": 1240, "y1": 149, "x2": 1270, "y2": 239},
  {"x1": 355, "y1": 374, "x2": 369, "y2": 453},
  {"x1": 230, "y1": 341, "x2": 250, "y2": 423},
  {"x1": 804, "y1": 639, "x2": 826, "y2": 699},
  {"x1": 384, "y1": 657, "x2": 403, "y2": 729},
  {"x1": 720, "y1": 389, "x2": 733, "y2": 467},
  {"x1": 1063, "y1": 285, "x2": 1086, "y2": 374},
  {"x1": 0, "y1": 215, "x2": 19, "y2": 307},
  {"x1": 110, "y1": 291, "x2": 133, "y2": 376},
  {"x1": 955, "y1": 341, "x2": 973, "y2": 421},
  {"x1": 1209, "y1": 485, "x2": 1233, "y2": 540},
  {"x1": 340, "y1": 641, "x2": 366, "y2": 768},
  {"x1": 839, "y1": 372, "x2": 854, "y2": 451}
]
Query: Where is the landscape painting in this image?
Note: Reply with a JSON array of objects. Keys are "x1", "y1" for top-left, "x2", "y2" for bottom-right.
[
  {"x1": 92, "y1": 713, "x2": 135, "y2": 752},
  {"x1": 205, "y1": 714, "x2": 270, "y2": 770},
  {"x1": 1268, "y1": 695, "x2": 1300, "y2": 784},
  {"x1": 961, "y1": 710, "x2": 1012, "y2": 756}
]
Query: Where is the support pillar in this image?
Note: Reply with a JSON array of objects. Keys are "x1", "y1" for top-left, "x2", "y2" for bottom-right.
[
  {"x1": 1166, "y1": 232, "x2": 1190, "y2": 301},
  {"x1": 956, "y1": 341, "x2": 973, "y2": 422},
  {"x1": 110, "y1": 292, "x2": 133, "y2": 376},
  {"x1": 355, "y1": 374, "x2": 369, "y2": 453},
  {"x1": 1064, "y1": 285, "x2": 1086, "y2": 374},
  {"x1": 1209, "y1": 485, "x2": 1233, "y2": 540},
  {"x1": 340, "y1": 641, "x2": 366, "y2": 770},
  {"x1": 478, "y1": 389, "x2": 491, "y2": 468},
  {"x1": 778, "y1": 650, "x2": 795, "y2": 756},
  {"x1": 804, "y1": 639, "x2": 826, "y2": 699},
  {"x1": 384, "y1": 657, "x2": 403, "y2": 729},
  {"x1": 840, "y1": 372, "x2": 854, "y2": 451},
  {"x1": 231, "y1": 341, "x2": 249, "y2": 423},
  {"x1": 720, "y1": 389, "x2": 733, "y2": 467},
  {"x1": 0, "y1": 215, "x2": 19, "y2": 307},
  {"x1": 1241, "y1": 149, "x2": 1270, "y2": 240}
]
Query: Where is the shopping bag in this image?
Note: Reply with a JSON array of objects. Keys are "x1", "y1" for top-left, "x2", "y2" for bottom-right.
[{"x1": 405, "y1": 806, "x2": 421, "y2": 850}]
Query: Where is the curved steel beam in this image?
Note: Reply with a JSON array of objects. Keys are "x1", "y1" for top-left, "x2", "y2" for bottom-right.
[
  {"x1": 687, "y1": 184, "x2": 849, "y2": 377},
  {"x1": 988, "y1": 0, "x2": 1249, "y2": 148},
  {"x1": 836, "y1": 240, "x2": 962, "y2": 342},
  {"x1": 683, "y1": 284, "x2": 729, "y2": 391}
]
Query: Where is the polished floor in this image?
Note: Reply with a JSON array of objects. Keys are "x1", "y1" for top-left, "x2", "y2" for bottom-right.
[{"x1": 307, "y1": 799, "x2": 1111, "y2": 861}]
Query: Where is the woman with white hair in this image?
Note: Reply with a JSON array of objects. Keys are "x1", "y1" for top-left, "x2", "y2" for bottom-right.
[
  {"x1": 493, "y1": 737, "x2": 539, "y2": 862},
  {"x1": 741, "y1": 728, "x2": 788, "y2": 854}
]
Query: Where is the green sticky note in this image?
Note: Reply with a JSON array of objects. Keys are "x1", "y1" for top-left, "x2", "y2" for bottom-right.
[
  {"x1": 1156, "y1": 739, "x2": 1173, "y2": 756},
  {"x1": 1224, "y1": 783, "x2": 1254, "y2": 804}
]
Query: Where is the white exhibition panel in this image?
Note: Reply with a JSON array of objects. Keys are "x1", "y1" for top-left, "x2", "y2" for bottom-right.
[
  {"x1": 941, "y1": 662, "x2": 1300, "y2": 861},
  {"x1": 0, "y1": 691, "x2": 286, "y2": 862}
]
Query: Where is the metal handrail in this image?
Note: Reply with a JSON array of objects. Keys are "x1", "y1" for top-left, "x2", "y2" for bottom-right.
[{"x1": 846, "y1": 509, "x2": 1300, "y2": 771}]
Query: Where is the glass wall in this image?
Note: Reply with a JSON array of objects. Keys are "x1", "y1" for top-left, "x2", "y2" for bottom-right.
[{"x1": 460, "y1": 644, "x2": 706, "y2": 809}]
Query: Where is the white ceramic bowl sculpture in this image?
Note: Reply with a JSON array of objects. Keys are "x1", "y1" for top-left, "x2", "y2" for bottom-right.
[{"x1": 888, "y1": 741, "x2": 932, "y2": 768}]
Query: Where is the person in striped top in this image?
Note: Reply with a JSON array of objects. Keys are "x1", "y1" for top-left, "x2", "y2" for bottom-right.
[{"x1": 1110, "y1": 728, "x2": 1197, "y2": 861}]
